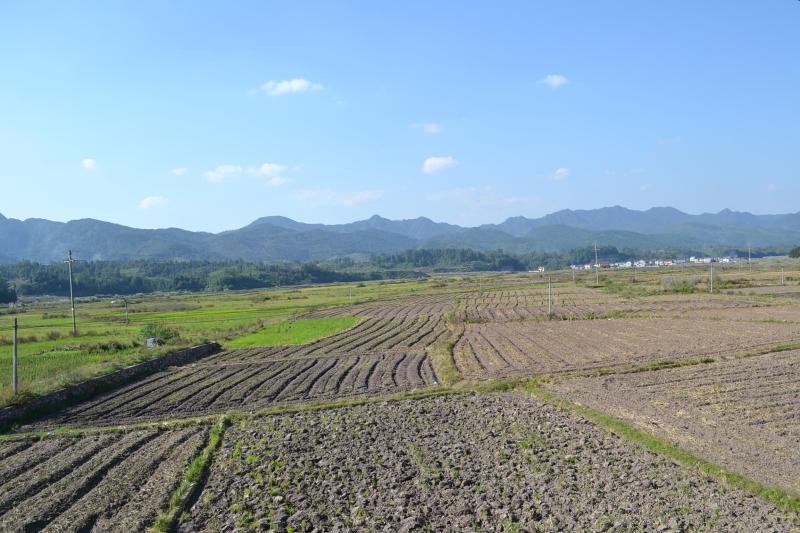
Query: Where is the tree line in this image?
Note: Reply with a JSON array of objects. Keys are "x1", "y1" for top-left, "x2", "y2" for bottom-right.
[{"x1": 0, "y1": 244, "x2": 787, "y2": 300}]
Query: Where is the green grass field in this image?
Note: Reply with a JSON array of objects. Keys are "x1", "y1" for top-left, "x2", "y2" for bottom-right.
[{"x1": 227, "y1": 316, "x2": 359, "y2": 348}]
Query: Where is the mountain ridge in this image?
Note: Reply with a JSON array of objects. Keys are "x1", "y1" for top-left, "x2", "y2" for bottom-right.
[{"x1": 1, "y1": 206, "x2": 799, "y2": 263}]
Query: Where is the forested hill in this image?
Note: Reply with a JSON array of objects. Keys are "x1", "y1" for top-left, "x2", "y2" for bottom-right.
[{"x1": 1, "y1": 207, "x2": 800, "y2": 263}]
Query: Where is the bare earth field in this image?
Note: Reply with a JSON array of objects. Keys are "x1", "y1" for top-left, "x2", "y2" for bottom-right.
[
  {"x1": 4, "y1": 277, "x2": 800, "y2": 530},
  {"x1": 653, "y1": 304, "x2": 800, "y2": 323},
  {"x1": 549, "y1": 350, "x2": 800, "y2": 494},
  {"x1": 205, "y1": 315, "x2": 447, "y2": 361},
  {"x1": 456, "y1": 288, "x2": 768, "y2": 322},
  {"x1": 302, "y1": 293, "x2": 461, "y2": 319},
  {"x1": 28, "y1": 350, "x2": 438, "y2": 428},
  {"x1": 0, "y1": 427, "x2": 207, "y2": 531},
  {"x1": 454, "y1": 318, "x2": 800, "y2": 379},
  {"x1": 179, "y1": 393, "x2": 796, "y2": 532}
]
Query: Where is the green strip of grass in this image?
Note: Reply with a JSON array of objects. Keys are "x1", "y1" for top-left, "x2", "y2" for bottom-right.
[
  {"x1": 226, "y1": 316, "x2": 359, "y2": 348},
  {"x1": 151, "y1": 416, "x2": 230, "y2": 532},
  {"x1": 519, "y1": 381, "x2": 800, "y2": 515}
]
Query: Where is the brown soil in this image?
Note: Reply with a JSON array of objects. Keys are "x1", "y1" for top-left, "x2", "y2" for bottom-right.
[
  {"x1": 454, "y1": 317, "x2": 800, "y2": 379},
  {"x1": 179, "y1": 393, "x2": 797, "y2": 532},
  {"x1": 0, "y1": 427, "x2": 206, "y2": 531},
  {"x1": 549, "y1": 350, "x2": 800, "y2": 493},
  {"x1": 29, "y1": 351, "x2": 438, "y2": 429}
]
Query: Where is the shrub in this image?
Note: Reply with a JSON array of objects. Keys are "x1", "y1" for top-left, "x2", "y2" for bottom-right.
[
  {"x1": 670, "y1": 280, "x2": 697, "y2": 294},
  {"x1": 141, "y1": 323, "x2": 181, "y2": 343}
]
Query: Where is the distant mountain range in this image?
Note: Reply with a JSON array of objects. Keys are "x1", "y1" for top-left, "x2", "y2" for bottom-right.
[{"x1": 2, "y1": 206, "x2": 800, "y2": 263}]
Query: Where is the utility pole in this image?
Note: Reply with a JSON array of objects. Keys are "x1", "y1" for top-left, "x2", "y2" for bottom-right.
[
  {"x1": 594, "y1": 241, "x2": 600, "y2": 285},
  {"x1": 710, "y1": 262, "x2": 714, "y2": 294},
  {"x1": 12, "y1": 318, "x2": 18, "y2": 396},
  {"x1": 65, "y1": 250, "x2": 78, "y2": 336},
  {"x1": 748, "y1": 246, "x2": 752, "y2": 273},
  {"x1": 123, "y1": 298, "x2": 129, "y2": 324},
  {"x1": 572, "y1": 268, "x2": 575, "y2": 284},
  {"x1": 781, "y1": 267, "x2": 785, "y2": 286},
  {"x1": 547, "y1": 277, "x2": 553, "y2": 318}
]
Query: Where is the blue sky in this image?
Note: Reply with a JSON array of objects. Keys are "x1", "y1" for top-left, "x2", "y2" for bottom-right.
[{"x1": 1, "y1": 1, "x2": 798, "y2": 232}]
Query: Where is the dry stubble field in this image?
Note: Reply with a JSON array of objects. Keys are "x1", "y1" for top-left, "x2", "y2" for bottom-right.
[{"x1": 3, "y1": 271, "x2": 800, "y2": 531}]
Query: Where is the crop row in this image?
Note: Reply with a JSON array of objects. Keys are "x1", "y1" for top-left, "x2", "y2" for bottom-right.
[
  {"x1": 208, "y1": 315, "x2": 447, "y2": 362},
  {"x1": 302, "y1": 293, "x2": 460, "y2": 319},
  {"x1": 551, "y1": 349, "x2": 800, "y2": 493},
  {"x1": 453, "y1": 318, "x2": 800, "y2": 378},
  {"x1": 34, "y1": 351, "x2": 438, "y2": 428},
  {"x1": 0, "y1": 427, "x2": 206, "y2": 531},
  {"x1": 457, "y1": 289, "x2": 768, "y2": 322}
]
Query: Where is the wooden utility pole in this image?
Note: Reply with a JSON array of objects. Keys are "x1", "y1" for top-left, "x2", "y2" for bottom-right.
[
  {"x1": 123, "y1": 298, "x2": 129, "y2": 324},
  {"x1": 547, "y1": 277, "x2": 553, "y2": 318},
  {"x1": 710, "y1": 262, "x2": 714, "y2": 294},
  {"x1": 594, "y1": 241, "x2": 599, "y2": 285},
  {"x1": 748, "y1": 246, "x2": 752, "y2": 273},
  {"x1": 12, "y1": 318, "x2": 18, "y2": 396},
  {"x1": 65, "y1": 250, "x2": 78, "y2": 336}
]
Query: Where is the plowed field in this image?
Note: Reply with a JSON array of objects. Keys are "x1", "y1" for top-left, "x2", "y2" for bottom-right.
[
  {"x1": 31, "y1": 350, "x2": 438, "y2": 428},
  {"x1": 454, "y1": 318, "x2": 800, "y2": 378},
  {"x1": 179, "y1": 394, "x2": 796, "y2": 532},
  {"x1": 206, "y1": 315, "x2": 446, "y2": 362},
  {"x1": 0, "y1": 427, "x2": 207, "y2": 531},
  {"x1": 550, "y1": 349, "x2": 800, "y2": 493}
]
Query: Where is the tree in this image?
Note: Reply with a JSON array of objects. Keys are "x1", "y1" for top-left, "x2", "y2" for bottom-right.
[
  {"x1": 0, "y1": 274, "x2": 17, "y2": 304},
  {"x1": 789, "y1": 247, "x2": 800, "y2": 259}
]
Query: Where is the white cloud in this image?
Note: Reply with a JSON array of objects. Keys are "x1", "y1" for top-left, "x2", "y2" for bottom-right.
[
  {"x1": 422, "y1": 156, "x2": 458, "y2": 174},
  {"x1": 253, "y1": 162, "x2": 287, "y2": 177},
  {"x1": 295, "y1": 189, "x2": 383, "y2": 207},
  {"x1": 206, "y1": 164, "x2": 243, "y2": 182},
  {"x1": 541, "y1": 74, "x2": 569, "y2": 88},
  {"x1": 140, "y1": 195, "x2": 168, "y2": 209},
  {"x1": 550, "y1": 167, "x2": 571, "y2": 181},
  {"x1": 412, "y1": 122, "x2": 442, "y2": 134},
  {"x1": 171, "y1": 167, "x2": 188, "y2": 176},
  {"x1": 81, "y1": 158, "x2": 96, "y2": 170},
  {"x1": 268, "y1": 176, "x2": 290, "y2": 186},
  {"x1": 766, "y1": 183, "x2": 781, "y2": 193},
  {"x1": 206, "y1": 162, "x2": 293, "y2": 184},
  {"x1": 260, "y1": 78, "x2": 324, "y2": 96}
]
